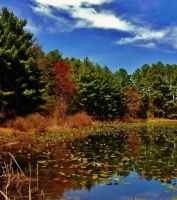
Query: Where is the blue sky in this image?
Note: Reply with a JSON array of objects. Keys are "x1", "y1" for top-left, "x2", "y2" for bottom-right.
[{"x1": 1, "y1": 0, "x2": 177, "y2": 73}]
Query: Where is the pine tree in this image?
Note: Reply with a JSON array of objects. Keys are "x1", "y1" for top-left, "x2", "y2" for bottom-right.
[
  {"x1": 0, "y1": 7, "x2": 45, "y2": 117},
  {"x1": 69, "y1": 58, "x2": 123, "y2": 120}
]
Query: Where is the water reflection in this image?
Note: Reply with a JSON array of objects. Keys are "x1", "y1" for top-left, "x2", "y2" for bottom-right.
[
  {"x1": 1, "y1": 125, "x2": 177, "y2": 199},
  {"x1": 36, "y1": 126, "x2": 177, "y2": 199}
]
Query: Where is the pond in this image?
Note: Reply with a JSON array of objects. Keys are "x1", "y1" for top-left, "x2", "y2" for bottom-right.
[{"x1": 1, "y1": 124, "x2": 177, "y2": 200}]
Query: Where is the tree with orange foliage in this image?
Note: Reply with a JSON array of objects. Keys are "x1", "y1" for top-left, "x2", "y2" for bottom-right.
[
  {"x1": 46, "y1": 60, "x2": 77, "y2": 120},
  {"x1": 53, "y1": 60, "x2": 77, "y2": 98},
  {"x1": 124, "y1": 87, "x2": 142, "y2": 118}
]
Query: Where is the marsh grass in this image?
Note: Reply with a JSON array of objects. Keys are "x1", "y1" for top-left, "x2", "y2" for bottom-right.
[
  {"x1": 0, "y1": 153, "x2": 45, "y2": 200},
  {"x1": 6, "y1": 111, "x2": 93, "y2": 136},
  {"x1": 146, "y1": 118, "x2": 177, "y2": 124},
  {"x1": 64, "y1": 112, "x2": 92, "y2": 128},
  {"x1": 7, "y1": 113, "x2": 49, "y2": 134},
  {"x1": 38, "y1": 120, "x2": 177, "y2": 144},
  {"x1": 121, "y1": 115, "x2": 145, "y2": 123}
]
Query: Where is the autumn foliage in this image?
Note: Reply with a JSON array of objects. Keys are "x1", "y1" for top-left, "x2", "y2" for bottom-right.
[
  {"x1": 65, "y1": 112, "x2": 93, "y2": 128},
  {"x1": 53, "y1": 60, "x2": 77, "y2": 97},
  {"x1": 8, "y1": 113, "x2": 49, "y2": 133},
  {"x1": 124, "y1": 87, "x2": 141, "y2": 118}
]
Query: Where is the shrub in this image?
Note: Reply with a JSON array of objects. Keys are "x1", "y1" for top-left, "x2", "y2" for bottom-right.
[
  {"x1": 49, "y1": 99, "x2": 68, "y2": 127},
  {"x1": 122, "y1": 114, "x2": 145, "y2": 123},
  {"x1": 8, "y1": 113, "x2": 49, "y2": 133},
  {"x1": 65, "y1": 112, "x2": 92, "y2": 128}
]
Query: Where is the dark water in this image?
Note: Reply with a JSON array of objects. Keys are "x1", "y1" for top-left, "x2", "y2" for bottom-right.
[{"x1": 1, "y1": 125, "x2": 177, "y2": 200}]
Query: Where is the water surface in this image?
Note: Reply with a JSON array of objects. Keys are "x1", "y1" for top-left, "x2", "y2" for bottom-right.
[{"x1": 1, "y1": 125, "x2": 177, "y2": 200}]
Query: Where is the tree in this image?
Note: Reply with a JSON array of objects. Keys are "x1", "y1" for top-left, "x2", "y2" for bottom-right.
[
  {"x1": 0, "y1": 7, "x2": 45, "y2": 117},
  {"x1": 115, "y1": 68, "x2": 132, "y2": 91},
  {"x1": 95, "y1": 66, "x2": 123, "y2": 119},
  {"x1": 70, "y1": 58, "x2": 123, "y2": 119},
  {"x1": 132, "y1": 62, "x2": 177, "y2": 118},
  {"x1": 52, "y1": 60, "x2": 76, "y2": 99},
  {"x1": 71, "y1": 61, "x2": 99, "y2": 115},
  {"x1": 124, "y1": 87, "x2": 141, "y2": 118}
]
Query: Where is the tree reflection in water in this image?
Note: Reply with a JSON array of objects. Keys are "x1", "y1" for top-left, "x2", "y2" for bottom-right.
[{"x1": 0, "y1": 125, "x2": 177, "y2": 199}]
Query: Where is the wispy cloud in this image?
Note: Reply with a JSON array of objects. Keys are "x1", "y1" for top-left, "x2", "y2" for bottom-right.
[
  {"x1": 31, "y1": 3, "x2": 75, "y2": 32},
  {"x1": 25, "y1": 20, "x2": 41, "y2": 35},
  {"x1": 32, "y1": 0, "x2": 133, "y2": 32},
  {"x1": 163, "y1": 27, "x2": 177, "y2": 49},
  {"x1": 137, "y1": 42, "x2": 157, "y2": 49},
  {"x1": 32, "y1": 3, "x2": 51, "y2": 16},
  {"x1": 31, "y1": 0, "x2": 177, "y2": 50}
]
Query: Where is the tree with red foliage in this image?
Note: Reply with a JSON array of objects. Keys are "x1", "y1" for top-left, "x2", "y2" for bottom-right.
[
  {"x1": 124, "y1": 87, "x2": 142, "y2": 118},
  {"x1": 52, "y1": 60, "x2": 77, "y2": 99}
]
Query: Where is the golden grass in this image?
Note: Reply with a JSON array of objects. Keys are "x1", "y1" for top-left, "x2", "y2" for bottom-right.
[
  {"x1": 1, "y1": 114, "x2": 177, "y2": 147},
  {"x1": 121, "y1": 115, "x2": 145, "y2": 123},
  {"x1": 64, "y1": 112, "x2": 93, "y2": 128},
  {"x1": 7, "y1": 113, "x2": 49, "y2": 134},
  {"x1": 146, "y1": 118, "x2": 177, "y2": 124},
  {"x1": 0, "y1": 128, "x2": 17, "y2": 136},
  {"x1": 5, "y1": 111, "x2": 92, "y2": 134}
]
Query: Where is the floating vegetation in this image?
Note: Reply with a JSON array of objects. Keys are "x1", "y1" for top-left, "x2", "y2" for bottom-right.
[{"x1": 0, "y1": 124, "x2": 177, "y2": 199}]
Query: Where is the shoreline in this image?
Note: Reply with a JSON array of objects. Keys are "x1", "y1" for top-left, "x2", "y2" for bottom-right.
[{"x1": 1, "y1": 118, "x2": 177, "y2": 144}]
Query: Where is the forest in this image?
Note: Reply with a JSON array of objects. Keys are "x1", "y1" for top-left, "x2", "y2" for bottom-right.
[{"x1": 0, "y1": 7, "x2": 177, "y2": 125}]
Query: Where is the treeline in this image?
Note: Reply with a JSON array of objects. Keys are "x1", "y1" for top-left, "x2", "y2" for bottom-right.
[
  {"x1": 0, "y1": 7, "x2": 177, "y2": 121},
  {"x1": 132, "y1": 63, "x2": 177, "y2": 118}
]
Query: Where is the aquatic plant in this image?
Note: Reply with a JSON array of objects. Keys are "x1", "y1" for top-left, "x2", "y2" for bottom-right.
[{"x1": 0, "y1": 153, "x2": 45, "y2": 200}]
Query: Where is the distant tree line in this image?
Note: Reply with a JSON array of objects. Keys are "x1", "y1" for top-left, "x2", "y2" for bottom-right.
[{"x1": 0, "y1": 7, "x2": 177, "y2": 121}]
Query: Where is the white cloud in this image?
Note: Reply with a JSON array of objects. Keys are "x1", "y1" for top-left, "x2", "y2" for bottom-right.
[
  {"x1": 74, "y1": 8, "x2": 134, "y2": 31},
  {"x1": 117, "y1": 27, "x2": 168, "y2": 44},
  {"x1": 32, "y1": 4, "x2": 51, "y2": 16},
  {"x1": 31, "y1": 0, "x2": 177, "y2": 50},
  {"x1": 33, "y1": 0, "x2": 112, "y2": 8},
  {"x1": 138, "y1": 42, "x2": 157, "y2": 49},
  {"x1": 31, "y1": 3, "x2": 76, "y2": 32},
  {"x1": 32, "y1": 0, "x2": 133, "y2": 32}
]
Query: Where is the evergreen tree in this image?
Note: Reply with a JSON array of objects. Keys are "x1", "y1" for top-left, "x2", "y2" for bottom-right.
[
  {"x1": 115, "y1": 68, "x2": 132, "y2": 91},
  {"x1": 132, "y1": 62, "x2": 177, "y2": 118},
  {"x1": 69, "y1": 58, "x2": 123, "y2": 119},
  {"x1": 0, "y1": 7, "x2": 45, "y2": 117}
]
